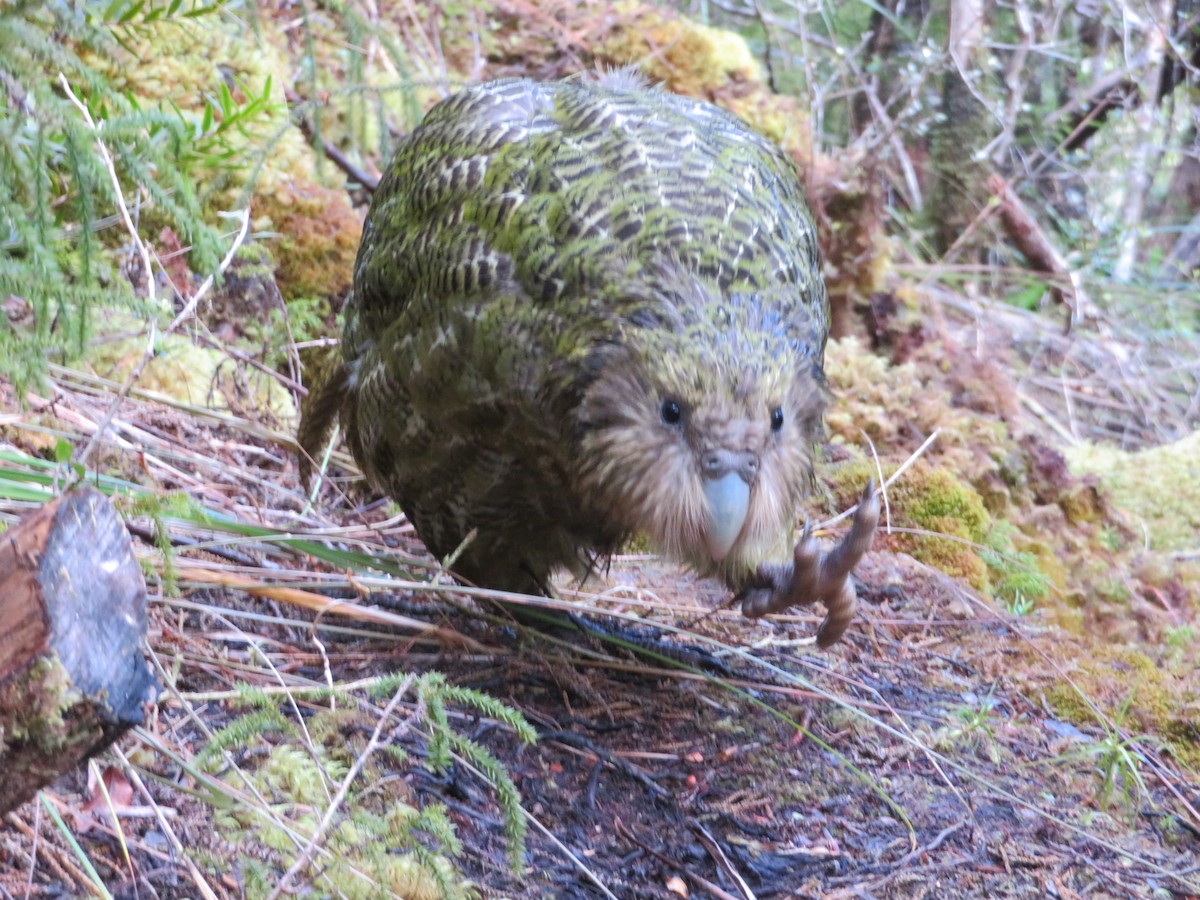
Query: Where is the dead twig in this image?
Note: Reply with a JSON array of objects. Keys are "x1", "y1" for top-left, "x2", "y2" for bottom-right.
[
  {"x1": 58, "y1": 74, "x2": 251, "y2": 471},
  {"x1": 689, "y1": 818, "x2": 757, "y2": 900},
  {"x1": 267, "y1": 674, "x2": 418, "y2": 900},
  {"x1": 987, "y1": 173, "x2": 1089, "y2": 327},
  {"x1": 173, "y1": 564, "x2": 493, "y2": 653},
  {"x1": 297, "y1": 117, "x2": 381, "y2": 191}
]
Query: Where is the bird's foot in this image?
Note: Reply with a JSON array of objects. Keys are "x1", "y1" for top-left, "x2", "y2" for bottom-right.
[{"x1": 737, "y1": 480, "x2": 880, "y2": 648}]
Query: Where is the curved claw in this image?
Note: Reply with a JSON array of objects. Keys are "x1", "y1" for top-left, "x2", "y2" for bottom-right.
[
  {"x1": 737, "y1": 479, "x2": 881, "y2": 648},
  {"x1": 737, "y1": 561, "x2": 788, "y2": 618},
  {"x1": 816, "y1": 479, "x2": 880, "y2": 598},
  {"x1": 738, "y1": 585, "x2": 774, "y2": 619},
  {"x1": 789, "y1": 522, "x2": 822, "y2": 603},
  {"x1": 815, "y1": 579, "x2": 858, "y2": 649}
]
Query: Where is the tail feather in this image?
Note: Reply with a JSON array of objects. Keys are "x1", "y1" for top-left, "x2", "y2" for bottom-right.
[{"x1": 297, "y1": 361, "x2": 351, "y2": 489}]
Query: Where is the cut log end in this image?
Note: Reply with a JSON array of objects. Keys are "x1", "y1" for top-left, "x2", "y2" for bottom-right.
[{"x1": 0, "y1": 487, "x2": 158, "y2": 815}]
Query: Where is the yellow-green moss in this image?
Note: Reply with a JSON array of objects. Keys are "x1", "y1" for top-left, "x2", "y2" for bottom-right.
[
  {"x1": 828, "y1": 458, "x2": 992, "y2": 591},
  {"x1": 1162, "y1": 718, "x2": 1200, "y2": 769},
  {"x1": 83, "y1": 15, "x2": 327, "y2": 207},
  {"x1": 90, "y1": 313, "x2": 296, "y2": 424},
  {"x1": 1066, "y1": 431, "x2": 1200, "y2": 552},
  {"x1": 81, "y1": 11, "x2": 366, "y2": 306},
  {"x1": 982, "y1": 521, "x2": 1054, "y2": 606},
  {"x1": 1041, "y1": 644, "x2": 1200, "y2": 767},
  {"x1": 0, "y1": 654, "x2": 78, "y2": 744},
  {"x1": 599, "y1": 2, "x2": 762, "y2": 90},
  {"x1": 218, "y1": 742, "x2": 475, "y2": 900},
  {"x1": 823, "y1": 337, "x2": 1011, "y2": 483},
  {"x1": 823, "y1": 338, "x2": 920, "y2": 447},
  {"x1": 596, "y1": 2, "x2": 812, "y2": 159}
]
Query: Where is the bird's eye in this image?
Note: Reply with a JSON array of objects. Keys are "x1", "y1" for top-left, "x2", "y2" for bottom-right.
[
  {"x1": 661, "y1": 399, "x2": 683, "y2": 425},
  {"x1": 770, "y1": 407, "x2": 785, "y2": 431}
]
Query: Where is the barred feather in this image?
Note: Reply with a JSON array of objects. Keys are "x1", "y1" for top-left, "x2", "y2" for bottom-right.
[{"x1": 302, "y1": 75, "x2": 830, "y2": 595}]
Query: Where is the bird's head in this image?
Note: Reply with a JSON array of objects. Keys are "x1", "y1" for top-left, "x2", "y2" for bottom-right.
[{"x1": 572, "y1": 270, "x2": 828, "y2": 581}]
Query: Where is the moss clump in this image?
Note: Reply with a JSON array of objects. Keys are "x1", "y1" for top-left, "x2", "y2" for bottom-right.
[
  {"x1": 599, "y1": 2, "x2": 762, "y2": 89},
  {"x1": 823, "y1": 338, "x2": 921, "y2": 446},
  {"x1": 1041, "y1": 644, "x2": 1200, "y2": 767},
  {"x1": 823, "y1": 337, "x2": 1011, "y2": 487},
  {"x1": 82, "y1": 13, "x2": 324, "y2": 211},
  {"x1": 1066, "y1": 431, "x2": 1200, "y2": 552},
  {"x1": 217, "y1": 743, "x2": 474, "y2": 900},
  {"x1": 596, "y1": 2, "x2": 812, "y2": 160},
  {"x1": 828, "y1": 459, "x2": 992, "y2": 591},
  {"x1": 258, "y1": 182, "x2": 363, "y2": 303},
  {"x1": 982, "y1": 521, "x2": 1054, "y2": 608},
  {"x1": 81, "y1": 11, "x2": 366, "y2": 310},
  {"x1": 0, "y1": 654, "x2": 77, "y2": 745},
  {"x1": 90, "y1": 312, "x2": 296, "y2": 424},
  {"x1": 1162, "y1": 718, "x2": 1200, "y2": 769}
]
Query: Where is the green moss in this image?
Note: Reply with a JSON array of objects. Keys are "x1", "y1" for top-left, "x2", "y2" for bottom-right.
[
  {"x1": 1066, "y1": 432, "x2": 1200, "y2": 551},
  {"x1": 596, "y1": 2, "x2": 812, "y2": 159},
  {"x1": 982, "y1": 521, "x2": 1053, "y2": 608},
  {"x1": 1165, "y1": 625, "x2": 1197, "y2": 657},
  {"x1": 83, "y1": 14, "x2": 325, "y2": 209},
  {"x1": 908, "y1": 471, "x2": 989, "y2": 539},
  {"x1": 90, "y1": 312, "x2": 297, "y2": 424},
  {"x1": 1162, "y1": 720, "x2": 1200, "y2": 769},
  {"x1": 218, "y1": 741, "x2": 475, "y2": 900},
  {"x1": 81, "y1": 10, "x2": 366, "y2": 309},
  {"x1": 828, "y1": 459, "x2": 992, "y2": 591},
  {"x1": 0, "y1": 654, "x2": 77, "y2": 744},
  {"x1": 1042, "y1": 645, "x2": 1200, "y2": 767}
]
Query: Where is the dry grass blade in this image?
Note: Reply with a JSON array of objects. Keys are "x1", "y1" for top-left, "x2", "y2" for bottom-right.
[{"x1": 174, "y1": 564, "x2": 491, "y2": 652}]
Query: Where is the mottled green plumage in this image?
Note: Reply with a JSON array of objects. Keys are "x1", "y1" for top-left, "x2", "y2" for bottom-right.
[{"x1": 301, "y1": 74, "x2": 843, "y2": 603}]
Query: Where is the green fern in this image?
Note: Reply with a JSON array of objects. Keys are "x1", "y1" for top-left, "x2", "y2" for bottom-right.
[
  {"x1": 197, "y1": 707, "x2": 291, "y2": 767},
  {"x1": 0, "y1": 0, "x2": 235, "y2": 394},
  {"x1": 413, "y1": 672, "x2": 536, "y2": 872},
  {"x1": 118, "y1": 488, "x2": 212, "y2": 595}
]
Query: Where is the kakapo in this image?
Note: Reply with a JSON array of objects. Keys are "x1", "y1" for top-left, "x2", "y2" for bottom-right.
[{"x1": 299, "y1": 74, "x2": 879, "y2": 647}]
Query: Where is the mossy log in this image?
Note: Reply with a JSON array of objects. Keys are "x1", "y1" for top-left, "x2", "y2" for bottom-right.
[{"x1": 0, "y1": 488, "x2": 158, "y2": 815}]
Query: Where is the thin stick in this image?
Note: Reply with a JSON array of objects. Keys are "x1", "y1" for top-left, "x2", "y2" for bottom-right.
[
  {"x1": 167, "y1": 208, "x2": 252, "y2": 332},
  {"x1": 110, "y1": 747, "x2": 220, "y2": 900},
  {"x1": 821, "y1": 428, "x2": 942, "y2": 530},
  {"x1": 59, "y1": 73, "x2": 251, "y2": 469},
  {"x1": 267, "y1": 675, "x2": 417, "y2": 899},
  {"x1": 58, "y1": 73, "x2": 156, "y2": 310}
]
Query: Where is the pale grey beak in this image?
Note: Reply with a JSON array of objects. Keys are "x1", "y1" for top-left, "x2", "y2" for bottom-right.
[{"x1": 703, "y1": 472, "x2": 750, "y2": 562}]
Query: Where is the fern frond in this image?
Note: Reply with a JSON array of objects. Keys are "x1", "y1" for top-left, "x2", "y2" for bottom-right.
[{"x1": 0, "y1": 0, "x2": 253, "y2": 393}]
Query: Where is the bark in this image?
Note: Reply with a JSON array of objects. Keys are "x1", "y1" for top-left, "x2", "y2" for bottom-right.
[
  {"x1": 0, "y1": 488, "x2": 157, "y2": 815},
  {"x1": 988, "y1": 173, "x2": 1089, "y2": 322},
  {"x1": 926, "y1": 0, "x2": 994, "y2": 256}
]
